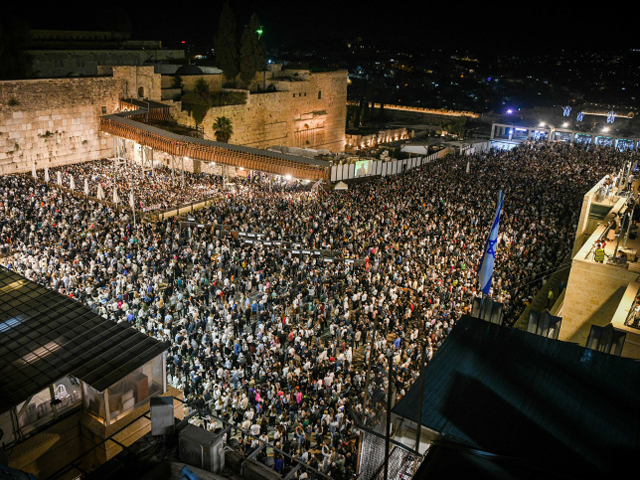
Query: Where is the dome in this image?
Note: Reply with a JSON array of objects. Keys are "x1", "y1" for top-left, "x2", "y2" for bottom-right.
[{"x1": 175, "y1": 64, "x2": 204, "y2": 76}]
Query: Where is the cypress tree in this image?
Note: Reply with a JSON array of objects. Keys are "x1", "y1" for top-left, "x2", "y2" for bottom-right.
[
  {"x1": 239, "y1": 13, "x2": 266, "y2": 86},
  {"x1": 214, "y1": 0, "x2": 238, "y2": 83}
]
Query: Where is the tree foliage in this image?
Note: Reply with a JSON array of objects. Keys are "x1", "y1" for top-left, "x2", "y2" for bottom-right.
[
  {"x1": 172, "y1": 74, "x2": 184, "y2": 90},
  {"x1": 239, "y1": 13, "x2": 266, "y2": 86},
  {"x1": 214, "y1": 0, "x2": 239, "y2": 83},
  {"x1": 194, "y1": 78, "x2": 210, "y2": 96},
  {"x1": 182, "y1": 91, "x2": 211, "y2": 127},
  {"x1": 442, "y1": 116, "x2": 469, "y2": 138},
  {"x1": 212, "y1": 116, "x2": 234, "y2": 143}
]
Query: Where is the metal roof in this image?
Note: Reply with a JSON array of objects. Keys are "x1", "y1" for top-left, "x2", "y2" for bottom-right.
[
  {"x1": 393, "y1": 315, "x2": 640, "y2": 479},
  {"x1": 102, "y1": 113, "x2": 332, "y2": 168},
  {"x1": 0, "y1": 266, "x2": 169, "y2": 413}
]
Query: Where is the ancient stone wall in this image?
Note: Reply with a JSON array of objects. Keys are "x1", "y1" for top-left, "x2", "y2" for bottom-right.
[
  {"x1": 0, "y1": 67, "x2": 163, "y2": 175},
  {"x1": 175, "y1": 70, "x2": 347, "y2": 152},
  {"x1": 179, "y1": 74, "x2": 224, "y2": 94},
  {"x1": 112, "y1": 66, "x2": 162, "y2": 101},
  {"x1": 0, "y1": 77, "x2": 125, "y2": 175}
]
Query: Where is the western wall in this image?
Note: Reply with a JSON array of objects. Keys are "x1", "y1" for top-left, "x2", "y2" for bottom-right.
[{"x1": 0, "y1": 67, "x2": 160, "y2": 175}]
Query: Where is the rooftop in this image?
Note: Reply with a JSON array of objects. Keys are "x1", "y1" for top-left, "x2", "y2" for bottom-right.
[
  {"x1": 393, "y1": 315, "x2": 640, "y2": 479},
  {"x1": 0, "y1": 266, "x2": 169, "y2": 414}
]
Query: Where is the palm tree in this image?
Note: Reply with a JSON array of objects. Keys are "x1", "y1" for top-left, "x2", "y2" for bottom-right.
[{"x1": 212, "y1": 116, "x2": 234, "y2": 143}]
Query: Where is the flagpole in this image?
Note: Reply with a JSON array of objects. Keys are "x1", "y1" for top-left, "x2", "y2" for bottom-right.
[
  {"x1": 478, "y1": 190, "x2": 504, "y2": 317},
  {"x1": 131, "y1": 175, "x2": 137, "y2": 229}
]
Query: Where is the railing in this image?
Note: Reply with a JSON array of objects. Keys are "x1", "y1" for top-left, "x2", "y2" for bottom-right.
[
  {"x1": 47, "y1": 405, "x2": 161, "y2": 479},
  {"x1": 99, "y1": 115, "x2": 331, "y2": 182},
  {"x1": 624, "y1": 289, "x2": 640, "y2": 329},
  {"x1": 46, "y1": 394, "x2": 347, "y2": 480}
]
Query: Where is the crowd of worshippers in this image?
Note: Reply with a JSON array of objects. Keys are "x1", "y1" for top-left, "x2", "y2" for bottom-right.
[
  {"x1": 38, "y1": 160, "x2": 310, "y2": 212},
  {"x1": 0, "y1": 141, "x2": 632, "y2": 478}
]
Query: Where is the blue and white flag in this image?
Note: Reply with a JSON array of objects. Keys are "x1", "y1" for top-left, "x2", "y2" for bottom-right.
[{"x1": 478, "y1": 190, "x2": 505, "y2": 295}]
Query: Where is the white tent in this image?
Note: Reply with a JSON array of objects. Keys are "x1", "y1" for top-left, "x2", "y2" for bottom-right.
[
  {"x1": 334, "y1": 181, "x2": 348, "y2": 191},
  {"x1": 69, "y1": 176, "x2": 75, "y2": 190},
  {"x1": 32, "y1": 164, "x2": 37, "y2": 179},
  {"x1": 97, "y1": 184, "x2": 105, "y2": 200},
  {"x1": 57, "y1": 172, "x2": 62, "y2": 186},
  {"x1": 113, "y1": 188, "x2": 120, "y2": 204},
  {"x1": 44, "y1": 167, "x2": 50, "y2": 183}
]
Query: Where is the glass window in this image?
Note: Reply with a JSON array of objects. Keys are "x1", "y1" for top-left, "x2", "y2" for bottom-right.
[
  {"x1": 104, "y1": 354, "x2": 166, "y2": 424},
  {"x1": 53, "y1": 376, "x2": 82, "y2": 415},
  {"x1": 16, "y1": 387, "x2": 53, "y2": 434},
  {"x1": 83, "y1": 382, "x2": 106, "y2": 423}
]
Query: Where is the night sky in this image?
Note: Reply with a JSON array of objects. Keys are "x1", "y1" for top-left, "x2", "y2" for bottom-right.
[{"x1": 7, "y1": 1, "x2": 639, "y2": 54}]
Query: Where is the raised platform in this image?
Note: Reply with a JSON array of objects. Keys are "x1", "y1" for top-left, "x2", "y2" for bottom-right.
[{"x1": 99, "y1": 112, "x2": 332, "y2": 182}]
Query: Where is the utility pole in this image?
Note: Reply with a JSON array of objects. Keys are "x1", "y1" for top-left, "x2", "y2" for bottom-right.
[
  {"x1": 362, "y1": 317, "x2": 379, "y2": 422},
  {"x1": 384, "y1": 352, "x2": 393, "y2": 480}
]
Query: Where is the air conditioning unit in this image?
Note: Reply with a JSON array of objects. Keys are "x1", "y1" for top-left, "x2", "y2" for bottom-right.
[{"x1": 179, "y1": 424, "x2": 225, "y2": 473}]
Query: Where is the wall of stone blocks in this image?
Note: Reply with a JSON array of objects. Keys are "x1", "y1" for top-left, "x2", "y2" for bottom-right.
[
  {"x1": 175, "y1": 70, "x2": 347, "y2": 152},
  {"x1": 179, "y1": 74, "x2": 224, "y2": 93},
  {"x1": 112, "y1": 66, "x2": 162, "y2": 101},
  {"x1": 0, "y1": 76, "x2": 128, "y2": 175}
]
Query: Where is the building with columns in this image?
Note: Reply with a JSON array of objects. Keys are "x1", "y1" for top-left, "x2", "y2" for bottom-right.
[{"x1": 490, "y1": 122, "x2": 640, "y2": 150}]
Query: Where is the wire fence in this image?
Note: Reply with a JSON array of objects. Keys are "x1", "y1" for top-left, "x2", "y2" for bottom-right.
[{"x1": 352, "y1": 352, "x2": 424, "y2": 480}]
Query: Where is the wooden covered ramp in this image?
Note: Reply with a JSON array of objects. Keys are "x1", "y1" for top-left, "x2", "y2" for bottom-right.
[{"x1": 99, "y1": 110, "x2": 331, "y2": 182}]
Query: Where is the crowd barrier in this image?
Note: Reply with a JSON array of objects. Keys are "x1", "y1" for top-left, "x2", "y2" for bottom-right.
[
  {"x1": 330, "y1": 150, "x2": 449, "y2": 183},
  {"x1": 178, "y1": 217, "x2": 365, "y2": 266}
]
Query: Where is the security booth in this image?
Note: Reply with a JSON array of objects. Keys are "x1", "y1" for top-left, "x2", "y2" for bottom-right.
[
  {"x1": 82, "y1": 354, "x2": 165, "y2": 426},
  {"x1": 0, "y1": 266, "x2": 173, "y2": 479}
]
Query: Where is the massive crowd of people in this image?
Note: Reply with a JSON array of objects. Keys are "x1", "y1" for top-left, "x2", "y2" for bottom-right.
[
  {"x1": 1, "y1": 141, "x2": 632, "y2": 478},
  {"x1": 40, "y1": 160, "x2": 227, "y2": 211}
]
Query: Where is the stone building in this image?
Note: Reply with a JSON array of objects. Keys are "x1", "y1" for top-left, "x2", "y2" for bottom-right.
[
  {"x1": 27, "y1": 30, "x2": 185, "y2": 78},
  {"x1": 548, "y1": 176, "x2": 640, "y2": 359},
  {"x1": 175, "y1": 65, "x2": 348, "y2": 152}
]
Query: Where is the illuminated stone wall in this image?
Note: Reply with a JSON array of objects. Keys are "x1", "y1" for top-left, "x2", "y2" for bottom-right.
[
  {"x1": 176, "y1": 70, "x2": 348, "y2": 152},
  {"x1": 0, "y1": 67, "x2": 161, "y2": 175}
]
